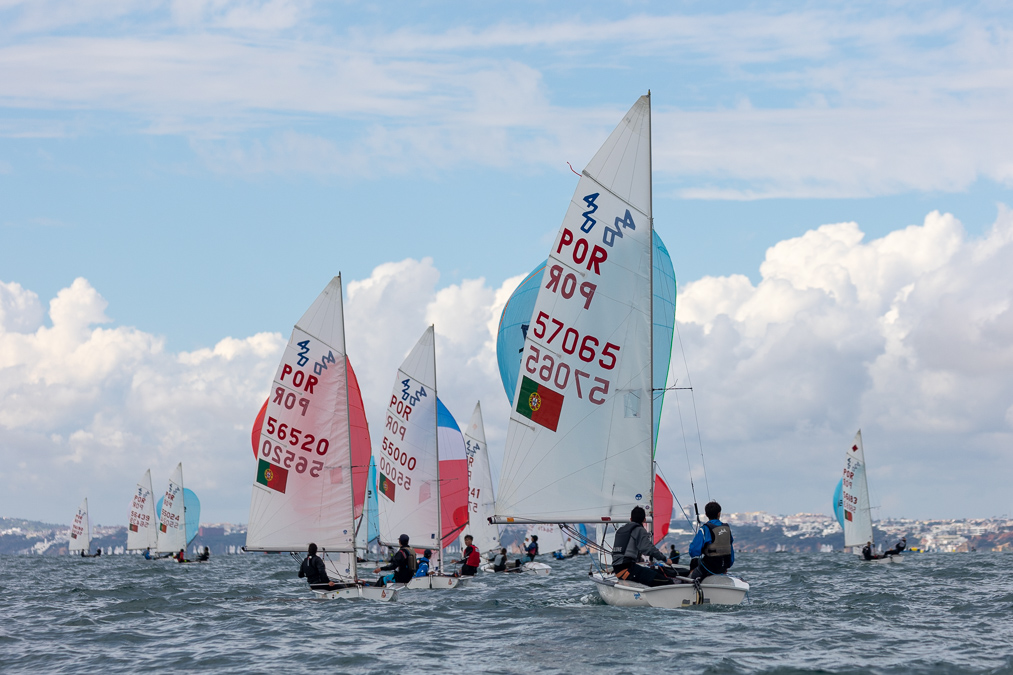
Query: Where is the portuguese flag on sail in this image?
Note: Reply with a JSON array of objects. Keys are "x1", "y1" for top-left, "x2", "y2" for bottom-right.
[
  {"x1": 516, "y1": 376, "x2": 564, "y2": 432},
  {"x1": 378, "y1": 473, "x2": 396, "y2": 502},
  {"x1": 256, "y1": 459, "x2": 289, "y2": 494}
]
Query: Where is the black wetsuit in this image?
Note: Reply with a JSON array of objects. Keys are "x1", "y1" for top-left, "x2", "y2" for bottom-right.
[
  {"x1": 378, "y1": 547, "x2": 416, "y2": 584},
  {"x1": 298, "y1": 554, "x2": 331, "y2": 587}
]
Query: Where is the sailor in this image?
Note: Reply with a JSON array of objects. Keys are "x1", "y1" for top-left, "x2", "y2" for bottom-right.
[
  {"x1": 668, "y1": 544, "x2": 681, "y2": 565},
  {"x1": 415, "y1": 549, "x2": 432, "y2": 578},
  {"x1": 455, "y1": 535, "x2": 481, "y2": 576},
  {"x1": 373, "y1": 534, "x2": 417, "y2": 586},
  {"x1": 492, "y1": 548, "x2": 508, "y2": 572},
  {"x1": 298, "y1": 542, "x2": 335, "y2": 589},
  {"x1": 611, "y1": 506, "x2": 672, "y2": 587},
  {"x1": 143, "y1": 547, "x2": 153, "y2": 560},
  {"x1": 885, "y1": 537, "x2": 907, "y2": 556},
  {"x1": 197, "y1": 546, "x2": 210, "y2": 562},
  {"x1": 689, "y1": 501, "x2": 735, "y2": 580},
  {"x1": 524, "y1": 535, "x2": 539, "y2": 561},
  {"x1": 568, "y1": 544, "x2": 581, "y2": 558},
  {"x1": 174, "y1": 548, "x2": 186, "y2": 563}
]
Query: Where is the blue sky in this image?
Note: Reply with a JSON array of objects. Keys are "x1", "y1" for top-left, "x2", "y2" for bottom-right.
[{"x1": 2, "y1": 1, "x2": 1012, "y2": 525}]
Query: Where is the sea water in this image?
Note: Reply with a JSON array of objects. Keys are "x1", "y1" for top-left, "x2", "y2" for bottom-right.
[{"x1": 1, "y1": 552, "x2": 1011, "y2": 674}]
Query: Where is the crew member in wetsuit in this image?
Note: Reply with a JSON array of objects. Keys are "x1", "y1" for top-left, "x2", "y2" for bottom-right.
[
  {"x1": 492, "y1": 548, "x2": 508, "y2": 572},
  {"x1": 689, "y1": 501, "x2": 735, "y2": 580},
  {"x1": 415, "y1": 549, "x2": 432, "y2": 578},
  {"x1": 174, "y1": 548, "x2": 186, "y2": 563},
  {"x1": 373, "y1": 534, "x2": 417, "y2": 586},
  {"x1": 455, "y1": 535, "x2": 481, "y2": 576},
  {"x1": 197, "y1": 546, "x2": 210, "y2": 562},
  {"x1": 611, "y1": 506, "x2": 672, "y2": 587},
  {"x1": 298, "y1": 542, "x2": 335, "y2": 589},
  {"x1": 524, "y1": 535, "x2": 539, "y2": 561},
  {"x1": 861, "y1": 541, "x2": 887, "y2": 560},
  {"x1": 143, "y1": 547, "x2": 153, "y2": 560},
  {"x1": 568, "y1": 544, "x2": 581, "y2": 558},
  {"x1": 885, "y1": 537, "x2": 907, "y2": 556},
  {"x1": 668, "y1": 544, "x2": 681, "y2": 565}
]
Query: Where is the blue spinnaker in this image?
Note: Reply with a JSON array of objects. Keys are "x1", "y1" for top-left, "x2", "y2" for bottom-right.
[
  {"x1": 833, "y1": 478, "x2": 845, "y2": 528},
  {"x1": 156, "y1": 488, "x2": 201, "y2": 546},
  {"x1": 496, "y1": 231, "x2": 676, "y2": 457},
  {"x1": 367, "y1": 456, "x2": 380, "y2": 546}
]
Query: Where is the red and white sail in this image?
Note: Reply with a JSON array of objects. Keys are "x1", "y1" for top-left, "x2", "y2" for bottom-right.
[
  {"x1": 69, "y1": 498, "x2": 90, "y2": 553},
  {"x1": 494, "y1": 95, "x2": 655, "y2": 524},
  {"x1": 842, "y1": 429, "x2": 874, "y2": 548},
  {"x1": 127, "y1": 469, "x2": 158, "y2": 551},
  {"x1": 245, "y1": 277, "x2": 355, "y2": 554},
  {"x1": 376, "y1": 326, "x2": 441, "y2": 552},
  {"x1": 461, "y1": 402, "x2": 500, "y2": 554},
  {"x1": 157, "y1": 463, "x2": 186, "y2": 554}
]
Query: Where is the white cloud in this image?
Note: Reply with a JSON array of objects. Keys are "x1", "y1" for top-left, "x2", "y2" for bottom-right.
[{"x1": 4, "y1": 209, "x2": 1013, "y2": 524}]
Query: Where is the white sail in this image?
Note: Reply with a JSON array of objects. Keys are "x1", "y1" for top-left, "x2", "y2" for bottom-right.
[
  {"x1": 527, "y1": 522, "x2": 566, "y2": 554},
  {"x1": 494, "y1": 94, "x2": 655, "y2": 523},
  {"x1": 158, "y1": 463, "x2": 187, "y2": 554},
  {"x1": 127, "y1": 469, "x2": 159, "y2": 551},
  {"x1": 842, "y1": 430, "x2": 874, "y2": 548},
  {"x1": 376, "y1": 326, "x2": 441, "y2": 551},
  {"x1": 462, "y1": 402, "x2": 500, "y2": 554},
  {"x1": 246, "y1": 276, "x2": 356, "y2": 555},
  {"x1": 69, "y1": 497, "x2": 90, "y2": 553}
]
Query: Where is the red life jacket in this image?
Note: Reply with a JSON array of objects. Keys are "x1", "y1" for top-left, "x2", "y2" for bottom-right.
[{"x1": 465, "y1": 545, "x2": 481, "y2": 567}]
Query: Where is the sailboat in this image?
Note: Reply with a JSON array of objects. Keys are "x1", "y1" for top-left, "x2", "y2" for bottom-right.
[
  {"x1": 490, "y1": 93, "x2": 748, "y2": 607},
  {"x1": 69, "y1": 498, "x2": 96, "y2": 556},
  {"x1": 244, "y1": 275, "x2": 394, "y2": 600},
  {"x1": 155, "y1": 463, "x2": 202, "y2": 558},
  {"x1": 841, "y1": 429, "x2": 900, "y2": 563},
  {"x1": 126, "y1": 469, "x2": 159, "y2": 553},
  {"x1": 461, "y1": 402, "x2": 500, "y2": 558},
  {"x1": 375, "y1": 326, "x2": 469, "y2": 589}
]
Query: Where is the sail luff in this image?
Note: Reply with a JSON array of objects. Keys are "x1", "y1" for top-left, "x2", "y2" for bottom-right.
[
  {"x1": 431, "y1": 326, "x2": 444, "y2": 572},
  {"x1": 646, "y1": 92, "x2": 656, "y2": 523},
  {"x1": 337, "y1": 274, "x2": 359, "y2": 583}
]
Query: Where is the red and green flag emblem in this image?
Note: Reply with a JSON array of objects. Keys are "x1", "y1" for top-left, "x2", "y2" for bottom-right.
[
  {"x1": 257, "y1": 459, "x2": 289, "y2": 494},
  {"x1": 844, "y1": 510, "x2": 853, "y2": 522},
  {"x1": 129, "y1": 524, "x2": 139, "y2": 532},
  {"x1": 378, "y1": 473, "x2": 396, "y2": 502},
  {"x1": 516, "y1": 376, "x2": 564, "y2": 432}
]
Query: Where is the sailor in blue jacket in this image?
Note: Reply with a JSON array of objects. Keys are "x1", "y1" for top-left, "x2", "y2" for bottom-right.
[
  {"x1": 689, "y1": 501, "x2": 735, "y2": 580},
  {"x1": 414, "y1": 549, "x2": 432, "y2": 578}
]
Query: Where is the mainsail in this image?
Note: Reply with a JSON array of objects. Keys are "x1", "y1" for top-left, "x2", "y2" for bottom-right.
[
  {"x1": 842, "y1": 430, "x2": 874, "y2": 548},
  {"x1": 127, "y1": 469, "x2": 158, "y2": 551},
  {"x1": 376, "y1": 327, "x2": 441, "y2": 551},
  {"x1": 155, "y1": 487, "x2": 201, "y2": 547},
  {"x1": 245, "y1": 276, "x2": 356, "y2": 555},
  {"x1": 157, "y1": 463, "x2": 187, "y2": 554},
  {"x1": 462, "y1": 402, "x2": 500, "y2": 554},
  {"x1": 69, "y1": 497, "x2": 90, "y2": 553},
  {"x1": 494, "y1": 94, "x2": 655, "y2": 524}
]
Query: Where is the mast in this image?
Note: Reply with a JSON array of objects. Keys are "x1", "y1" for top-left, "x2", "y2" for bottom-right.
[
  {"x1": 646, "y1": 90, "x2": 656, "y2": 538},
  {"x1": 338, "y1": 274, "x2": 359, "y2": 584},
  {"x1": 432, "y1": 325, "x2": 442, "y2": 573}
]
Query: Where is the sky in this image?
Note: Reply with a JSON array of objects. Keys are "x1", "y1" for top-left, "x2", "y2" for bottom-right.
[{"x1": 2, "y1": 0, "x2": 1012, "y2": 526}]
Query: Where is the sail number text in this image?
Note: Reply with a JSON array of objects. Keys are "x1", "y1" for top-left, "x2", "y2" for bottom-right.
[
  {"x1": 530, "y1": 311, "x2": 619, "y2": 369},
  {"x1": 259, "y1": 439, "x2": 324, "y2": 477},
  {"x1": 263, "y1": 416, "x2": 330, "y2": 456},
  {"x1": 524, "y1": 344, "x2": 611, "y2": 404}
]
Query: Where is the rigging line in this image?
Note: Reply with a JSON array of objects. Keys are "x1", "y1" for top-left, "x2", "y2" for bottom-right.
[
  {"x1": 672, "y1": 381, "x2": 699, "y2": 519},
  {"x1": 674, "y1": 319, "x2": 711, "y2": 502}
]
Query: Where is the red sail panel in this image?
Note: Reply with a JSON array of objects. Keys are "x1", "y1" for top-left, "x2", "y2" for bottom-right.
[
  {"x1": 439, "y1": 458, "x2": 470, "y2": 547},
  {"x1": 347, "y1": 357, "x2": 371, "y2": 520},
  {"x1": 653, "y1": 474, "x2": 673, "y2": 545},
  {"x1": 251, "y1": 399, "x2": 268, "y2": 459}
]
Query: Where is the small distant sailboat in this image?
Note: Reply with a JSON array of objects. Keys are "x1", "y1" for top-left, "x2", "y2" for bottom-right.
[
  {"x1": 244, "y1": 276, "x2": 394, "y2": 600},
  {"x1": 491, "y1": 93, "x2": 748, "y2": 607},
  {"x1": 69, "y1": 498, "x2": 97, "y2": 556},
  {"x1": 126, "y1": 469, "x2": 159, "y2": 554},
  {"x1": 840, "y1": 430, "x2": 901, "y2": 563},
  {"x1": 461, "y1": 402, "x2": 500, "y2": 558},
  {"x1": 156, "y1": 463, "x2": 202, "y2": 558},
  {"x1": 376, "y1": 327, "x2": 469, "y2": 589}
]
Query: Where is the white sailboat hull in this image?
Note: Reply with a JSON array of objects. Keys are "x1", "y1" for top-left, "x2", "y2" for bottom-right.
[
  {"x1": 312, "y1": 585, "x2": 398, "y2": 601},
  {"x1": 400, "y1": 574, "x2": 463, "y2": 590},
  {"x1": 591, "y1": 571, "x2": 749, "y2": 607},
  {"x1": 866, "y1": 555, "x2": 903, "y2": 564},
  {"x1": 478, "y1": 561, "x2": 551, "y2": 575}
]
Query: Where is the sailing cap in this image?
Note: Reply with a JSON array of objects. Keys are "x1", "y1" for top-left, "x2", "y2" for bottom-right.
[{"x1": 399, "y1": 534, "x2": 410, "y2": 545}]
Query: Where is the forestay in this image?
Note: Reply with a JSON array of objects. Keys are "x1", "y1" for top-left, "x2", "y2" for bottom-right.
[
  {"x1": 462, "y1": 402, "x2": 500, "y2": 553},
  {"x1": 69, "y1": 498, "x2": 90, "y2": 553},
  {"x1": 376, "y1": 326, "x2": 441, "y2": 550},
  {"x1": 245, "y1": 276, "x2": 355, "y2": 553},
  {"x1": 842, "y1": 430, "x2": 874, "y2": 548},
  {"x1": 127, "y1": 469, "x2": 158, "y2": 551},
  {"x1": 158, "y1": 463, "x2": 187, "y2": 554},
  {"x1": 494, "y1": 94, "x2": 655, "y2": 524}
]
